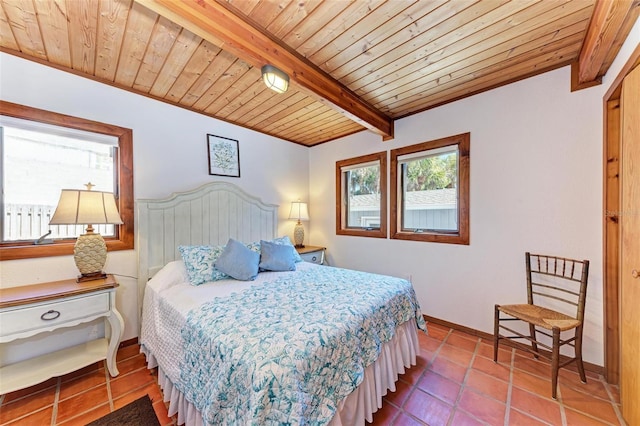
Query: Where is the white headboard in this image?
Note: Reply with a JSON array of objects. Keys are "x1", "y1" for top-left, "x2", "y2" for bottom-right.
[{"x1": 136, "y1": 181, "x2": 278, "y2": 300}]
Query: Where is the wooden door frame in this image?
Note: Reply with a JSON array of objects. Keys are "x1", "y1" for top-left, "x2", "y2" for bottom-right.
[{"x1": 603, "y1": 43, "x2": 640, "y2": 384}]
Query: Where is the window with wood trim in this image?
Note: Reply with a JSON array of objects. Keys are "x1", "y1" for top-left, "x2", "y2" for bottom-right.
[
  {"x1": 390, "y1": 133, "x2": 469, "y2": 245},
  {"x1": 336, "y1": 151, "x2": 387, "y2": 238},
  {"x1": 0, "y1": 101, "x2": 134, "y2": 260}
]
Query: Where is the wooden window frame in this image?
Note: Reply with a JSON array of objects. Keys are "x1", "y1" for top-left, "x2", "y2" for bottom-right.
[
  {"x1": 390, "y1": 133, "x2": 470, "y2": 245},
  {"x1": 336, "y1": 151, "x2": 387, "y2": 238},
  {"x1": 0, "y1": 101, "x2": 134, "y2": 260}
]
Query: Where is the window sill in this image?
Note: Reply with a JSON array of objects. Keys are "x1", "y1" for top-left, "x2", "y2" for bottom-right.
[
  {"x1": 0, "y1": 238, "x2": 133, "y2": 261},
  {"x1": 391, "y1": 230, "x2": 469, "y2": 245},
  {"x1": 337, "y1": 228, "x2": 387, "y2": 238}
]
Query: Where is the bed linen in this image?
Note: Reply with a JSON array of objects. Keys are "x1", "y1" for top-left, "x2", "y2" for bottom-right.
[{"x1": 140, "y1": 261, "x2": 426, "y2": 425}]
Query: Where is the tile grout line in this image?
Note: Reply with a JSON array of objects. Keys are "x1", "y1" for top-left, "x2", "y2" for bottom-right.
[
  {"x1": 423, "y1": 324, "x2": 450, "y2": 371},
  {"x1": 56, "y1": 364, "x2": 111, "y2": 425},
  {"x1": 561, "y1": 369, "x2": 627, "y2": 424},
  {"x1": 450, "y1": 335, "x2": 484, "y2": 426},
  {"x1": 0, "y1": 386, "x2": 56, "y2": 426},
  {"x1": 603, "y1": 381, "x2": 627, "y2": 426},
  {"x1": 613, "y1": 401, "x2": 627, "y2": 424},
  {"x1": 50, "y1": 377, "x2": 61, "y2": 426},
  {"x1": 557, "y1": 382, "x2": 567, "y2": 426},
  {"x1": 511, "y1": 353, "x2": 621, "y2": 425},
  {"x1": 104, "y1": 360, "x2": 115, "y2": 412},
  {"x1": 504, "y1": 348, "x2": 514, "y2": 426},
  {"x1": 433, "y1": 326, "x2": 458, "y2": 426},
  {"x1": 401, "y1": 324, "x2": 452, "y2": 425},
  {"x1": 458, "y1": 338, "x2": 514, "y2": 426},
  {"x1": 501, "y1": 349, "x2": 552, "y2": 425}
]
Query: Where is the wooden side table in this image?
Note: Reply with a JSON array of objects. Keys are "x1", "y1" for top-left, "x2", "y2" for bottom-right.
[
  {"x1": 0, "y1": 275, "x2": 124, "y2": 395},
  {"x1": 296, "y1": 245, "x2": 326, "y2": 265}
]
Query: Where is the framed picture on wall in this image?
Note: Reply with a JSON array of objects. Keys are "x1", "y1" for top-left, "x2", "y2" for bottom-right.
[{"x1": 207, "y1": 134, "x2": 240, "y2": 177}]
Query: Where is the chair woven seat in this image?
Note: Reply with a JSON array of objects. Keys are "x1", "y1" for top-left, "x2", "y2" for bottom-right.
[
  {"x1": 498, "y1": 304, "x2": 580, "y2": 331},
  {"x1": 494, "y1": 252, "x2": 589, "y2": 399}
]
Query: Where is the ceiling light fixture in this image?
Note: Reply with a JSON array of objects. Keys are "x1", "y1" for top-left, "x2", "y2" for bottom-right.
[{"x1": 261, "y1": 65, "x2": 289, "y2": 94}]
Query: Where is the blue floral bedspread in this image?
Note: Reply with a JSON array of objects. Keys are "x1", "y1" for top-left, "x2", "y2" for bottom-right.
[{"x1": 178, "y1": 266, "x2": 426, "y2": 425}]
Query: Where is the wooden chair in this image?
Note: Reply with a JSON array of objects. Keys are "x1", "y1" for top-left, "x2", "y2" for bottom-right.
[{"x1": 493, "y1": 252, "x2": 590, "y2": 399}]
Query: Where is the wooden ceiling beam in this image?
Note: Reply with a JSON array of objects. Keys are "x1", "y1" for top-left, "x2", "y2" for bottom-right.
[
  {"x1": 575, "y1": 0, "x2": 640, "y2": 87},
  {"x1": 134, "y1": 0, "x2": 394, "y2": 140}
]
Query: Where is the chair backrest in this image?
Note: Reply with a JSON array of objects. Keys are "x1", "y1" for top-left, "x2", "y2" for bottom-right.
[{"x1": 525, "y1": 252, "x2": 590, "y2": 321}]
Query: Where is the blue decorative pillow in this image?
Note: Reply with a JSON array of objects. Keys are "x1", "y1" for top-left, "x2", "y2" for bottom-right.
[
  {"x1": 215, "y1": 238, "x2": 260, "y2": 281},
  {"x1": 259, "y1": 240, "x2": 297, "y2": 272},
  {"x1": 269, "y1": 236, "x2": 303, "y2": 262},
  {"x1": 178, "y1": 245, "x2": 229, "y2": 286}
]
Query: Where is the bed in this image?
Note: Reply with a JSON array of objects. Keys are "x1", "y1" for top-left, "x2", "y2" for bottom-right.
[{"x1": 137, "y1": 182, "x2": 426, "y2": 425}]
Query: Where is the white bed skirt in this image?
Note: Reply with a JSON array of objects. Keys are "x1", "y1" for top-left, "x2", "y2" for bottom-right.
[{"x1": 142, "y1": 319, "x2": 419, "y2": 426}]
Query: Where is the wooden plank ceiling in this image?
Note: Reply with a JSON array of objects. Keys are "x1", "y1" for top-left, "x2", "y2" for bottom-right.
[{"x1": 0, "y1": 0, "x2": 638, "y2": 146}]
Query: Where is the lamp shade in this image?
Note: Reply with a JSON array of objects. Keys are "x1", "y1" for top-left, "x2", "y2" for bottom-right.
[
  {"x1": 261, "y1": 65, "x2": 289, "y2": 94},
  {"x1": 49, "y1": 189, "x2": 123, "y2": 225},
  {"x1": 288, "y1": 201, "x2": 309, "y2": 222}
]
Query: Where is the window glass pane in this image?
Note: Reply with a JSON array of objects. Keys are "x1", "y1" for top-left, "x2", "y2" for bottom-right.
[
  {"x1": 401, "y1": 148, "x2": 458, "y2": 232},
  {"x1": 2, "y1": 125, "x2": 117, "y2": 242},
  {"x1": 336, "y1": 151, "x2": 386, "y2": 239},
  {"x1": 344, "y1": 163, "x2": 381, "y2": 229}
]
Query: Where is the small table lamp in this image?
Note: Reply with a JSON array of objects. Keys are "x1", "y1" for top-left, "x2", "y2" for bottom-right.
[
  {"x1": 288, "y1": 200, "x2": 309, "y2": 248},
  {"x1": 49, "y1": 184, "x2": 123, "y2": 282}
]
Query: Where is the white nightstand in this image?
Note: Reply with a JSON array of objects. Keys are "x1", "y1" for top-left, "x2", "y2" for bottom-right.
[
  {"x1": 296, "y1": 245, "x2": 326, "y2": 265},
  {"x1": 0, "y1": 275, "x2": 124, "y2": 395}
]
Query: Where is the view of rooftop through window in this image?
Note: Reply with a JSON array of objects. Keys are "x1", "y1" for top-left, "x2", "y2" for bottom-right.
[
  {"x1": 346, "y1": 163, "x2": 381, "y2": 228},
  {"x1": 1, "y1": 121, "x2": 117, "y2": 242},
  {"x1": 344, "y1": 151, "x2": 458, "y2": 231},
  {"x1": 401, "y1": 150, "x2": 458, "y2": 232}
]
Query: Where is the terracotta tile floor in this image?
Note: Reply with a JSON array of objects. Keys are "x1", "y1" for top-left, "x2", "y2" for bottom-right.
[{"x1": 0, "y1": 323, "x2": 626, "y2": 425}]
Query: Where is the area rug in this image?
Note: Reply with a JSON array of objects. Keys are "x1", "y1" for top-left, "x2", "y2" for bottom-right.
[{"x1": 86, "y1": 394, "x2": 160, "y2": 426}]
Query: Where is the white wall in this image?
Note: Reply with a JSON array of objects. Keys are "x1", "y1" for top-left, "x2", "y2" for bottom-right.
[
  {"x1": 308, "y1": 23, "x2": 639, "y2": 367},
  {"x1": 0, "y1": 53, "x2": 310, "y2": 345}
]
